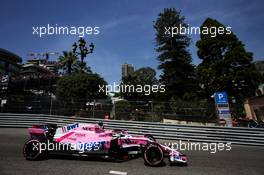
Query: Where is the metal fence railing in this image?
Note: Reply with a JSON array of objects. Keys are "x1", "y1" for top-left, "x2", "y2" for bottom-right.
[
  {"x1": 0, "y1": 113, "x2": 264, "y2": 146},
  {"x1": 0, "y1": 96, "x2": 216, "y2": 123}
]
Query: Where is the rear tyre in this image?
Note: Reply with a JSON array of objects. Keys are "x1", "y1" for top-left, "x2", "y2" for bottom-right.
[
  {"x1": 23, "y1": 139, "x2": 47, "y2": 160},
  {"x1": 143, "y1": 143, "x2": 164, "y2": 166}
]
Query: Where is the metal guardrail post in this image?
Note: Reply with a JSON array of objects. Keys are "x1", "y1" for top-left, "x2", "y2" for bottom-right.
[
  {"x1": 92, "y1": 100, "x2": 95, "y2": 118},
  {"x1": 49, "y1": 96, "x2": 53, "y2": 115}
]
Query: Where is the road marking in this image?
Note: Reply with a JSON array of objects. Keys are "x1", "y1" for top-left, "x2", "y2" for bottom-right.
[{"x1": 109, "y1": 170, "x2": 127, "y2": 175}]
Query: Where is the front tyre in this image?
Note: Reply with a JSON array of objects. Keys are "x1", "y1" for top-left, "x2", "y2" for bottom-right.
[
  {"x1": 23, "y1": 139, "x2": 47, "y2": 160},
  {"x1": 143, "y1": 143, "x2": 164, "y2": 166}
]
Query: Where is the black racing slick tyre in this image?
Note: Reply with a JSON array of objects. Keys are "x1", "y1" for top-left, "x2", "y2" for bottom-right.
[
  {"x1": 143, "y1": 142, "x2": 164, "y2": 166},
  {"x1": 23, "y1": 139, "x2": 47, "y2": 160}
]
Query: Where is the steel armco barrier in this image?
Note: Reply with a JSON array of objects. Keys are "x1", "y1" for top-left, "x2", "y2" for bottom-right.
[{"x1": 0, "y1": 113, "x2": 264, "y2": 146}]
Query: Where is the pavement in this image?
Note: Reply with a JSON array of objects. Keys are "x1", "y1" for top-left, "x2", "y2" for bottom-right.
[{"x1": 0, "y1": 128, "x2": 263, "y2": 175}]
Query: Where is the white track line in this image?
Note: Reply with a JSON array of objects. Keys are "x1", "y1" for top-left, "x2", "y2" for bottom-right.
[{"x1": 109, "y1": 170, "x2": 127, "y2": 175}]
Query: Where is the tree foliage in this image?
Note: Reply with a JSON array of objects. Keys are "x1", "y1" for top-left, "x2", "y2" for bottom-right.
[
  {"x1": 58, "y1": 51, "x2": 91, "y2": 75},
  {"x1": 196, "y1": 18, "x2": 263, "y2": 103},
  {"x1": 114, "y1": 100, "x2": 132, "y2": 120},
  {"x1": 56, "y1": 73, "x2": 107, "y2": 100},
  {"x1": 121, "y1": 67, "x2": 158, "y2": 100},
  {"x1": 58, "y1": 51, "x2": 79, "y2": 75},
  {"x1": 154, "y1": 8, "x2": 197, "y2": 100}
]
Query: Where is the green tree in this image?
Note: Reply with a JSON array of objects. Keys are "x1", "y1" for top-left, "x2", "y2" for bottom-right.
[
  {"x1": 114, "y1": 100, "x2": 132, "y2": 120},
  {"x1": 154, "y1": 8, "x2": 197, "y2": 100},
  {"x1": 58, "y1": 51, "x2": 80, "y2": 75},
  {"x1": 133, "y1": 67, "x2": 158, "y2": 84},
  {"x1": 196, "y1": 18, "x2": 263, "y2": 105},
  {"x1": 121, "y1": 67, "x2": 158, "y2": 100},
  {"x1": 56, "y1": 73, "x2": 107, "y2": 100}
]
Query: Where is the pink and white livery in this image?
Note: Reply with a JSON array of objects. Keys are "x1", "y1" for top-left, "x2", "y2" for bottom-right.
[{"x1": 23, "y1": 122, "x2": 187, "y2": 166}]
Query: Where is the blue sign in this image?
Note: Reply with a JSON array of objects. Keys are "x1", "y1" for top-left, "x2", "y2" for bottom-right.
[{"x1": 215, "y1": 91, "x2": 228, "y2": 104}]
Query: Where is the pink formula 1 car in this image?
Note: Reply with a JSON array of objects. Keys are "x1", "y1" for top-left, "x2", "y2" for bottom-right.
[{"x1": 23, "y1": 122, "x2": 187, "y2": 166}]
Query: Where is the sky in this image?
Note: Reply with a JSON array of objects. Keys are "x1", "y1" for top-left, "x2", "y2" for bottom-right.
[{"x1": 1, "y1": 0, "x2": 264, "y2": 83}]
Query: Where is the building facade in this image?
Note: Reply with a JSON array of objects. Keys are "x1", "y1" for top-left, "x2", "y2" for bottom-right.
[
  {"x1": 0, "y1": 48, "x2": 22, "y2": 77},
  {"x1": 244, "y1": 94, "x2": 264, "y2": 122},
  {"x1": 243, "y1": 61, "x2": 264, "y2": 121},
  {"x1": 254, "y1": 60, "x2": 264, "y2": 76},
  {"x1": 26, "y1": 59, "x2": 57, "y2": 73},
  {"x1": 122, "y1": 63, "x2": 134, "y2": 78}
]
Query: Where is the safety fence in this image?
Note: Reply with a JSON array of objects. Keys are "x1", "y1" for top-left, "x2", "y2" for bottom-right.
[
  {"x1": 0, "y1": 96, "x2": 216, "y2": 122},
  {"x1": 0, "y1": 113, "x2": 264, "y2": 146}
]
